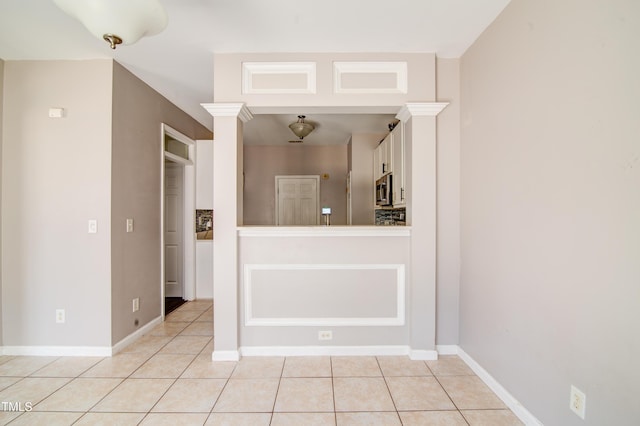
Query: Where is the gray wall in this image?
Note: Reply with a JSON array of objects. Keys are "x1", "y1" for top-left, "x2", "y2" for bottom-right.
[
  {"x1": 243, "y1": 145, "x2": 348, "y2": 225},
  {"x1": 2, "y1": 60, "x2": 113, "y2": 347},
  {"x1": 435, "y1": 58, "x2": 460, "y2": 345},
  {"x1": 350, "y1": 133, "x2": 385, "y2": 225},
  {"x1": 0, "y1": 58, "x2": 4, "y2": 345},
  {"x1": 460, "y1": 0, "x2": 640, "y2": 424},
  {"x1": 111, "y1": 62, "x2": 211, "y2": 345}
]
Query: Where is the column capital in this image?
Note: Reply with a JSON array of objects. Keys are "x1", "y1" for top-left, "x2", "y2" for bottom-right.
[
  {"x1": 201, "y1": 103, "x2": 254, "y2": 123},
  {"x1": 396, "y1": 102, "x2": 449, "y2": 122}
]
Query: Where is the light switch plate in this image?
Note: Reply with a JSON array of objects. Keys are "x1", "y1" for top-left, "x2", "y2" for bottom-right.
[
  {"x1": 48, "y1": 108, "x2": 64, "y2": 118},
  {"x1": 88, "y1": 220, "x2": 97, "y2": 234},
  {"x1": 126, "y1": 218, "x2": 134, "y2": 233}
]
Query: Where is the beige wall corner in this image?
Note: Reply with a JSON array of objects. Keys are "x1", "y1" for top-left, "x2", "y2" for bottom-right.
[{"x1": 460, "y1": 0, "x2": 640, "y2": 424}]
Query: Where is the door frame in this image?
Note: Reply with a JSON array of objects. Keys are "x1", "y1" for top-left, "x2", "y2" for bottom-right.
[
  {"x1": 160, "y1": 123, "x2": 196, "y2": 319},
  {"x1": 274, "y1": 175, "x2": 320, "y2": 226}
]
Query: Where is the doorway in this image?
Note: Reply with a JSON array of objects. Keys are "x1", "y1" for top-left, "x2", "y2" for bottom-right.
[
  {"x1": 275, "y1": 175, "x2": 320, "y2": 226},
  {"x1": 161, "y1": 124, "x2": 196, "y2": 317}
]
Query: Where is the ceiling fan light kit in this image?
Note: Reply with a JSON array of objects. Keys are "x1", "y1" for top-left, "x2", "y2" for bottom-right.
[
  {"x1": 288, "y1": 115, "x2": 315, "y2": 141},
  {"x1": 53, "y1": 0, "x2": 168, "y2": 49}
]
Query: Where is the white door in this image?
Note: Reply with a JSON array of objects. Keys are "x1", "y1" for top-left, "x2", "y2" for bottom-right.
[
  {"x1": 276, "y1": 176, "x2": 320, "y2": 226},
  {"x1": 164, "y1": 163, "x2": 184, "y2": 298}
]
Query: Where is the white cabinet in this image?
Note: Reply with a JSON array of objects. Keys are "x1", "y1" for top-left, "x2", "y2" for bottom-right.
[
  {"x1": 391, "y1": 122, "x2": 405, "y2": 207},
  {"x1": 374, "y1": 133, "x2": 392, "y2": 180},
  {"x1": 373, "y1": 122, "x2": 405, "y2": 207}
]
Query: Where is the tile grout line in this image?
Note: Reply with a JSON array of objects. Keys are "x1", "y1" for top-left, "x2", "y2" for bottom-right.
[
  {"x1": 375, "y1": 356, "x2": 404, "y2": 425},
  {"x1": 330, "y1": 356, "x2": 337, "y2": 425}
]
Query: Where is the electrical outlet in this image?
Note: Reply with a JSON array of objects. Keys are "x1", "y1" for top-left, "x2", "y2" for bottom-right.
[
  {"x1": 570, "y1": 385, "x2": 586, "y2": 419},
  {"x1": 132, "y1": 298, "x2": 140, "y2": 312},
  {"x1": 318, "y1": 330, "x2": 332, "y2": 341},
  {"x1": 56, "y1": 309, "x2": 65, "y2": 324}
]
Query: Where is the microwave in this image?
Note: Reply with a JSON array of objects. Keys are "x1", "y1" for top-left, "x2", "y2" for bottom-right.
[{"x1": 375, "y1": 173, "x2": 392, "y2": 206}]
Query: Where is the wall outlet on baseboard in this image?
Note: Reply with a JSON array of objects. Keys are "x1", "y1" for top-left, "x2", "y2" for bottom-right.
[
  {"x1": 132, "y1": 298, "x2": 140, "y2": 312},
  {"x1": 56, "y1": 309, "x2": 65, "y2": 324},
  {"x1": 570, "y1": 385, "x2": 586, "y2": 419},
  {"x1": 318, "y1": 330, "x2": 332, "y2": 341}
]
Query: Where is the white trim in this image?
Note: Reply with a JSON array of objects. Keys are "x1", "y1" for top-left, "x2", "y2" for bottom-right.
[
  {"x1": 183, "y1": 141, "x2": 197, "y2": 301},
  {"x1": 212, "y1": 350, "x2": 241, "y2": 361},
  {"x1": 161, "y1": 123, "x2": 198, "y2": 311},
  {"x1": 111, "y1": 316, "x2": 163, "y2": 355},
  {"x1": 436, "y1": 344, "x2": 459, "y2": 355},
  {"x1": 1, "y1": 345, "x2": 112, "y2": 357},
  {"x1": 396, "y1": 102, "x2": 449, "y2": 122},
  {"x1": 408, "y1": 349, "x2": 439, "y2": 361},
  {"x1": 333, "y1": 62, "x2": 408, "y2": 94},
  {"x1": 244, "y1": 263, "x2": 405, "y2": 327},
  {"x1": 458, "y1": 347, "x2": 543, "y2": 426},
  {"x1": 238, "y1": 226, "x2": 411, "y2": 238},
  {"x1": 164, "y1": 151, "x2": 193, "y2": 166},
  {"x1": 240, "y1": 345, "x2": 410, "y2": 357},
  {"x1": 201, "y1": 103, "x2": 254, "y2": 123},
  {"x1": 163, "y1": 124, "x2": 196, "y2": 146},
  {"x1": 242, "y1": 62, "x2": 317, "y2": 94}
]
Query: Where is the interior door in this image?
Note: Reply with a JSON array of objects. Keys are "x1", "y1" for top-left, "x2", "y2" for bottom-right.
[
  {"x1": 276, "y1": 176, "x2": 319, "y2": 226},
  {"x1": 164, "y1": 163, "x2": 184, "y2": 297}
]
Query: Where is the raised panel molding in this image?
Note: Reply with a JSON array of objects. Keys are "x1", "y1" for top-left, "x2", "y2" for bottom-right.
[
  {"x1": 242, "y1": 62, "x2": 317, "y2": 94},
  {"x1": 244, "y1": 264, "x2": 406, "y2": 326},
  {"x1": 333, "y1": 62, "x2": 408, "y2": 94}
]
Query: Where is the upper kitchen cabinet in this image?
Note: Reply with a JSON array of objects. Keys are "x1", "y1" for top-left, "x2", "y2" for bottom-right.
[
  {"x1": 373, "y1": 121, "x2": 405, "y2": 208},
  {"x1": 374, "y1": 132, "x2": 392, "y2": 181},
  {"x1": 391, "y1": 122, "x2": 405, "y2": 207}
]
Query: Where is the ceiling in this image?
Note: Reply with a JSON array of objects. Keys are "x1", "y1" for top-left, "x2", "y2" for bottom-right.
[{"x1": 0, "y1": 0, "x2": 511, "y2": 144}]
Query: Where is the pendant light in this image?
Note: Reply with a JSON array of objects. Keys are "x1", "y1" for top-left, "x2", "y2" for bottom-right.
[
  {"x1": 53, "y1": 0, "x2": 168, "y2": 49},
  {"x1": 288, "y1": 115, "x2": 315, "y2": 140}
]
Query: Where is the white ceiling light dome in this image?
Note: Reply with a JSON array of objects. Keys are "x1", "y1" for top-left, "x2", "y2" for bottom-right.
[
  {"x1": 53, "y1": 0, "x2": 168, "y2": 49},
  {"x1": 289, "y1": 115, "x2": 315, "y2": 140}
]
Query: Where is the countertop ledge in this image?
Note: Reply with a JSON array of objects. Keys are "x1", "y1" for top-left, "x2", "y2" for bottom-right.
[{"x1": 237, "y1": 226, "x2": 411, "y2": 237}]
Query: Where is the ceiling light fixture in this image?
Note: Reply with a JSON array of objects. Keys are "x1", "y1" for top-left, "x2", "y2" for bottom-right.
[
  {"x1": 288, "y1": 115, "x2": 315, "y2": 140},
  {"x1": 53, "y1": 0, "x2": 168, "y2": 49}
]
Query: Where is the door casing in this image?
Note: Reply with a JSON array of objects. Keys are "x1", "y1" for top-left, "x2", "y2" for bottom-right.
[{"x1": 160, "y1": 124, "x2": 196, "y2": 319}]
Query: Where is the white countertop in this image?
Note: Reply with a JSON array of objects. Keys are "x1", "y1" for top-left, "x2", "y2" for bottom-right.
[{"x1": 237, "y1": 225, "x2": 410, "y2": 237}]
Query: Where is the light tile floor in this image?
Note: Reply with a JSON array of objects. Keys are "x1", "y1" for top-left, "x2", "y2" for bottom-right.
[{"x1": 0, "y1": 301, "x2": 523, "y2": 425}]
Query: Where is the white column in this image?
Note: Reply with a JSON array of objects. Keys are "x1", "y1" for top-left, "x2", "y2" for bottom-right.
[
  {"x1": 201, "y1": 103, "x2": 253, "y2": 361},
  {"x1": 396, "y1": 102, "x2": 448, "y2": 360}
]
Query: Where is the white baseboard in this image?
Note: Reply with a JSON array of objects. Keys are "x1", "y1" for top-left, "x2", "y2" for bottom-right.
[
  {"x1": 436, "y1": 344, "x2": 459, "y2": 355},
  {"x1": 111, "y1": 316, "x2": 162, "y2": 355},
  {"x1": 1, "y1": 345, "x2": 112, "y2": 357},
  {"x1": 457, "y1": 347, "x2": 543, "y2": 426},
  {"x1": 408, "y1": 349, "x2": 439, "y2": 360},
  {"x1": 239, "y1": 345, "x2": 413, "y2": 357},
  {"x1": 212, "y1": 350, "x2": 241, "y2": 361}
]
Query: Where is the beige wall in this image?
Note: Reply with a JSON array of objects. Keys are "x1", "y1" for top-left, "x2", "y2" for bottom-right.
[
  {"x1": 0, "y1": 58, "x2": 4, "y2": 345},
  {"x1": 2, "y1": 60, "x2": 113, "y2": 347},
  {"x1": 111, "y1": 62, "x2": 211, "y2": 345},
  {"x1": 435, "y1": 58, "x2": 461, "y2": 345},
  {"x1": 350, "y1": 133, "x2": 385, "y2": 225},
  {"x1": 243, "y1": 145, "x2": 348, "y2": 225},
  {"x1": 460, "y1": 0, "x2": 640, "y2": 424}
]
